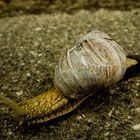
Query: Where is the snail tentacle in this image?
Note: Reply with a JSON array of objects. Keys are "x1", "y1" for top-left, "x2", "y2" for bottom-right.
[
  {"x1": 0, "y1": 94, "x2": 25, "y2": 116},
  {"x1": 126, "y1": 57, "x2": 138, "y2": 69}
]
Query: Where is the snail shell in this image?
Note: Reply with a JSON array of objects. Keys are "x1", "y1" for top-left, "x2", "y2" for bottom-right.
[{"x1": 54, "y1": 30, "x2": 127, "y2": 99}]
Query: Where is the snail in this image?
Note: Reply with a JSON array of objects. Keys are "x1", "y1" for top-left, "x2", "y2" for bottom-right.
[{"x1": 0, "y1": 30, "x2": 138, "y2": 125}]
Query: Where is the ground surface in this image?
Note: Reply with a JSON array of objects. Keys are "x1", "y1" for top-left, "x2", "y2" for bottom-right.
[
  {"x1": 0, "y1": 9, "x2": 140, "y2": 140},
  {"x1": 0, "y1": 0, "x2": 139, "y2": 17}
]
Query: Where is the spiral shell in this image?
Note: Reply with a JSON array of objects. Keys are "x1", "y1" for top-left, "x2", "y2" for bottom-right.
[{"x1": 54, "y1": 30, "x2": 127, "y2": 99}]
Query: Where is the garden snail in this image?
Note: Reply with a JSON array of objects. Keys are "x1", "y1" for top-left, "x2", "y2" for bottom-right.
[{"x1": 0, "y1": 30, "x2": 138, "y2": 125}]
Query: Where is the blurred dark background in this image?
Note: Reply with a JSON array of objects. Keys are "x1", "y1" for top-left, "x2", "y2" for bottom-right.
[{"x1": 0, "y1": 0, "x2": 139, "y2": 17}]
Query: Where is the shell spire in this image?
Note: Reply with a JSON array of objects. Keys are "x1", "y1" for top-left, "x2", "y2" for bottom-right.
[{"x1": 54, "y1": 30, "x2": 127, "y2": 99}]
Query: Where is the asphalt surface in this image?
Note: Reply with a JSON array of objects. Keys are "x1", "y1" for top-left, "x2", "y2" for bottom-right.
[{"x1": 0, "y1": 9, "x2": 140, "y2": 140}]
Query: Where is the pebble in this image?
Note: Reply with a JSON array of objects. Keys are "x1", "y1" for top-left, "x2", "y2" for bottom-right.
[
  {"x1": 132, "y1": 123, "x2": 140, "y2": 131},
  {"x1": 16, "y1": 90, "x2": 23, "y2": 96},
  {"x1": 135, "y1": 107, "x2": 140, "y2": 113}
]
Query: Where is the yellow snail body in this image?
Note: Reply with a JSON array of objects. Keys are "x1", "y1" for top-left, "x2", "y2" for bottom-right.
[{"x1": 0, "y1": 30, "x2": 138, "y2": 125}]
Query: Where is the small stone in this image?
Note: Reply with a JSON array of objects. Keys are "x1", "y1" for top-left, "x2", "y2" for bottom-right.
[
  {"x1": 16, "y1": 90, "x2": 23, "y2": 96},
  {"x1": 26, "y1": 72, "x2": 31, "y2": 77},
  {"x1": 30, "y1": 50, "x2": 37, "y2": 57},
  {"x1": 7, "y1": 130, "x2": 13, "y2": 136},
  {"x1": 132, "y1": 123, "x2": 140, "y2": 130},
  {"x1": 34, "y1": 27, "x2": 42, "y2": 31},
  {"x1": 108, "y1": 107, "x2": 115, "y2": 117},
  {"x1": 128, "y1": 115, "x2": 132, "y2": 119},
  {"x1": 135, "y1": 107, "x2": 140, "y2": 113},
  {"x1": 76, "y1": 115, "x2": 82, "y2": 120},
  {"x1": 104, "y1": 132, "x2": 110, "y2": 136},
  {"x1": 136, "y1": 82, "x2": 140, "y2": 86}
]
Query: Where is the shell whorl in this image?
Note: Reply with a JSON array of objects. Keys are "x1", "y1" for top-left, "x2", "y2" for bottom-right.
[{"x1": 54, "y1": 30, "x2": 127, "y2": 99}]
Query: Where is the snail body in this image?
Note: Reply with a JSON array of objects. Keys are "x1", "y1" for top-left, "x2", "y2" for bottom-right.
[{"x1": 0, "y1": 30, "x2": 138, "y2": 125}]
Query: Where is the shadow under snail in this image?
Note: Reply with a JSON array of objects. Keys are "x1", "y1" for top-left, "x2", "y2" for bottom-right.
[{"x1": 0, "y1": 30, "x2": 138, "y2": 125}]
